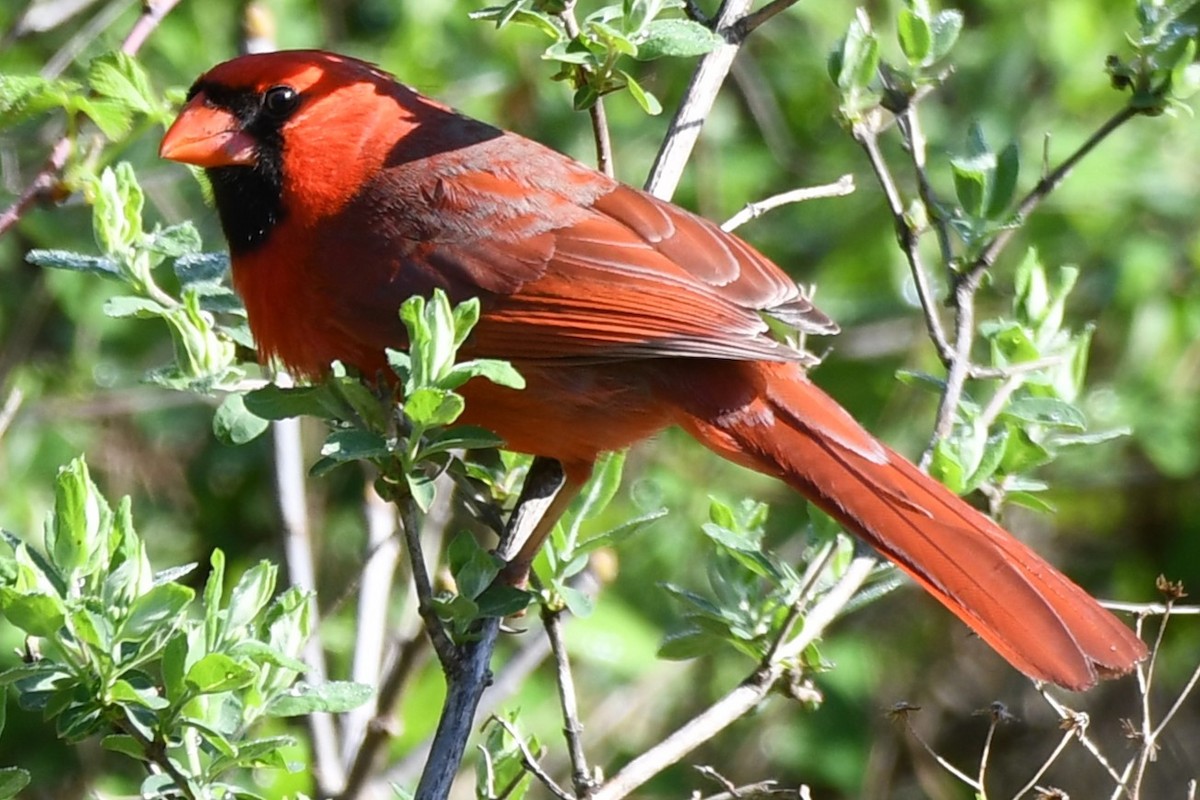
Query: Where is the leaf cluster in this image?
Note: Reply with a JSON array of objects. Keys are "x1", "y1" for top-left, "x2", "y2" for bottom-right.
[
  {"x1": 472, "y1": 0, "x2": 722, "y2": 114},
  {"x1": 0, "y1": 457, "x2": 369, "y2": 799}
]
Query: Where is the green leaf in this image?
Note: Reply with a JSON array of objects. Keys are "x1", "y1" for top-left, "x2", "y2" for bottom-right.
[
  {"x1": 0, "y1": 74, "x2": 81, "y2": 127},
  {"x1": 448, "y1": 532, "x2": 503, "y2": 600},
  {"x1": 185, "y1": 653, "x2": 255, "y2": 694},
  {"x1": 658, "y1": 627, "x2": 718, "y2": 660},
  {"x1": 320, "y1": 429, "x2": 391, "y2": 462},
  {"x1": 418, "y1": 426, "x2": 506, "y2": 458},
  {"x1": 964, "y1": 429, "x2": 1010, "y2": 493},
  {"x1": 229, "y1": 640, "x2": 307, "y2": 672},
  {"x1": 576, "y1": 507, "x2": 666, "y2": 554},
  {"x1": 213, "y1": 393, "x2": 270, "y2": 445},
  {"x1": 109, "y1": 678, "x2": 169, "y2": 710},
  {"x1": 474, "y1": 585, "x2": 533, "y2": 618},
  {"x1": 204, "y1": 549, "x2": 226, "y2": 651},
  {"x1": 898, "y1": 9, "x2": 932, "y2": 65},
  {"x1": 101, "y1": 734, "x2": 146, "y2": 760},
  {"x1": 72, "y1": 96, "x2": 134, "y2": 139},
  {"x1": 244, "y1": 384, "x2": 343, "y2": 420},
  {"x1": 444, "y1": 359, "x2": 525, "y2": 391},
  {"x1": 0, "y1": 768, "x2": 31, "y2": 800},
  {"x1": 634, "y1": 18, "x2": 723, "y2": 60},
  {"x1": 950, "y1": 153, "x2": 991, "y2": 218},
  {"x1": 560, "y1": 584, "x2": 594, "y2": 617},
  {"x1": 929, "y1": 438, "x2": 967, "y2": 494},
  {"x1": 405, "y1": 473, "x2": 438, "y2": 512},
  {"x1": 162, "y1": 632, "x2": 188, "y2": 702},
  {"x1": 174, "y1": 251, "x2": 230, "y2": 285},
  {"x1": 928, "y1": 9, "x2": 964, "y2": 60},
  {"x1": 119, "y1": 582, "x2": 193, "y2": 641},
  {"x1": 51, "y1": 457, "x2": 109, "y2": 578},
  {"x1": 835, "y1": 10, "x2": 880, "y2": 91},
  {"x1": 266, "y1": 681, "x2": 373, "y2": 716},
  {"x1": 404, "y1": 387, "x2": 465, "y2": 428},
  {"x1": 25, "y1": 249, "x2": 120, "y2": 277},
  {"x1": 1001, "y1": 397, "x2": 1087, "y2": 430},
  {"x1": 620, "y1": 70, "x2": 663, "y2": 115},
  {"x1": 88, "y1": 52, "x2": 156, "y2": 116},
  {"x1": 986, "y1": 141, "x2": 1020, "y2": 219},
  {"x1": 226, "y1": 560, "x2": 277, "y2": 632},
  {"x1": 103, "y1": 295, "x2": 170, "y2": 319}
]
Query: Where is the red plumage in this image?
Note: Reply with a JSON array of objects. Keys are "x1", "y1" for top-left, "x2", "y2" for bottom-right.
[{"x1": 161, "y1": 50, "x2": 1146, "y2": 689}]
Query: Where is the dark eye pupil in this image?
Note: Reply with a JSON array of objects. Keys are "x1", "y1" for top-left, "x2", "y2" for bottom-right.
[{"x1": 263, "y1": 85, "x2": 298, "y2": 117}]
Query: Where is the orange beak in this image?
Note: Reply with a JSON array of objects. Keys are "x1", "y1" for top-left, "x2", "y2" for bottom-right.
[{"x1": 160, "y1": 96, "x2": 258, "y2": 168}]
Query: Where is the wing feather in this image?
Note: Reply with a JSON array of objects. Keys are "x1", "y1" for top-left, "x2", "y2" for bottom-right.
[{"x1": 324, "y1": 132, "x2": 836, "y2": 365}]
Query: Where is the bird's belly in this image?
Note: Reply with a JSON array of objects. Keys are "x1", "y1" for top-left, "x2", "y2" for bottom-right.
[{"x1": 457, "y1": 362, "x2": 674, "y2": 467}]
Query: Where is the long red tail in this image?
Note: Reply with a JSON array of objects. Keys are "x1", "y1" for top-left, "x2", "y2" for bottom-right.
[{"x1": 667, "y1": 360, "x2": 1146, "y2": 689}]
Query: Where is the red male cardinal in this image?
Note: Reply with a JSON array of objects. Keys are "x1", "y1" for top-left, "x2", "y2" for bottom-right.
[{"x1": 161, "y1": 50, "x2": 1146, "y2": 690}]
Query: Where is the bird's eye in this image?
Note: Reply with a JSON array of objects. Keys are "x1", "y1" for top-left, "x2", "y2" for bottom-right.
[{"x1": 262, "y1": 85, "x2": 299, "y2": 119}]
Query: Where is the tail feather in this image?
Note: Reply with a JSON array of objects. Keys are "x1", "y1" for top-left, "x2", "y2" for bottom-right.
[{"x1": 671, "y1": 360, "x2": 1146, "y2": 690}]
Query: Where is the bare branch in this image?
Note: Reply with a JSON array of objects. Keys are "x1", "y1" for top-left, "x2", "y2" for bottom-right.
[
  {"x1": 273, "y1": 412, "x2": 345, "y2": 795},
  {"x1": 493, "y1": 716, "x2": 576, "y2": 800},
  {"x1": 341, "y1": 484, "x2": 403, "y2": 767},
  {"x1": 0, "y1": 387, "x2": 24, "y2": 442},
  {"x1": 964, "y1": 105, "x2": 1141, "y2": 286},
  {"x1": 591, "y1": 555, "x2": 874, "y2": 800},
  {"x1": 1011, "y1": 722, "x2": 1082, "y2": 800},
  {"x1": 338, "y1": 634, "x2": 430, "y2": 800},
  {"x1": 395, "y1": 491, "x2": 458, "y2": 671},
  {"x1": 733, "y1": 0, "x2": 803, "y2": 39},
  {"x1": 721, "y1": 175, "x2": 855, "y2": 232},
  {"x1": 851, "y1": 120, "x2": 954, "y2": 366},
  {"x1": 542, "y1": 599, "x2": 595, "y2": 797},
  {"x1": 645, "y1": 0, "x2": 754, "y2": 199},
  {"x1": 414, "y1": 457, "x2": 567, "y2": 800}
]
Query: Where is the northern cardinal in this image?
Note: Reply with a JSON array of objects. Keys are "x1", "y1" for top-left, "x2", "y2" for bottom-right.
[{"x1": 160, "y1": 50, "x2": 1146, "y2": 690}]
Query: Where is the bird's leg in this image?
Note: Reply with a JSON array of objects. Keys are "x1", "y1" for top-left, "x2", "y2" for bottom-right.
[{"x1": 496, "y1": 456, "x2": 587, "y2": 587}]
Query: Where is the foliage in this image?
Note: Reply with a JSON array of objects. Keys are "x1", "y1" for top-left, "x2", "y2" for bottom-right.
[
  {"x1": 0, "y1": 456, "x2": 369, "y2": 799},
  {"x1": 0, "y1": 0, "x2": 1198, "y2": 798}
]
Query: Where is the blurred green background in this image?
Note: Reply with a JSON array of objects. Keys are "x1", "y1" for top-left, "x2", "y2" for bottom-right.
[{"x1": 1, "y1": 0, "x2": 1198, "y2": 797}]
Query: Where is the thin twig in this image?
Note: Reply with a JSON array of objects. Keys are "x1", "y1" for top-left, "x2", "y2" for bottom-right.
[
  {"x1": 721, "y1": 175, "x2": 855, "y2": 231},
  {"x1": 342, "y1": 482, "x2": 403, "y2": 767},
  {"x1": 542, "y1": 598, "x2": 595, "y2": 798},
  {"x1": 560, "y1": 5, "x2": 613, "y2": 176},
  {"x1": 112, "y1": 714, "x2": 198, "y2": 800},
  {"x1": 733, "y1": 0, "x2": 803, "y2": 39},
  {"x1": 1151, "y1": 653, "x2": 1200, "y2": 739},
  {"x1": 413, "y1": 457, "x2": 567, "y2": 800},
  {"x1": 964, "y1": 105, "x2": 1141, "y2": 285},
  {"x1": 901, "y1": 715, "x2": 980, "y2": 791},
  {"x1": 894, "y1": 100, "x2": 955, "y2": 276},
  {"x1": 396, "y1": 492, "x2": 458, "y2": 670},
  {"x1": 0, "y1": 387, "x2": 24, "y2": 441},
  {"x1": 645, "y1": 0, "x2": 754, "y2": 199},
  {"x1": 852, "y1": 123, "x2": 954, "y2": 365},
  {"x1": 339, "y1": 634, "x2": 430, "y2": 800},
  {"x1": 272, "y1": 412, "x2": 345, "y2": 796},
  {"x1": 493, "y1": 716, "x2": 576, "y2": 800},
  {"x1": 1011, "y1": 723, "x2": 1082, "y2": 800},
  {"x1": 0, "y1": 0, "x2": 183, "y2": 238},
  {"x1": 761, "y1": 540, "x2": 837, "y2": 666},
  {"x1": 1037, "y1": 689, "x2": 1128, "y2": 790},
  {"x1": 1129, "y1": 598, "x2": 1172, "y2": 796},
  {"x1": 1102, "y1": 601, "x2": 1200, "y2": 615},
  {"x1": 968, "y1": 354, "x2": 1071, "y2": 380},
  {"x1": 590, "y1": 556, "x2": 874, "y2": 800}
]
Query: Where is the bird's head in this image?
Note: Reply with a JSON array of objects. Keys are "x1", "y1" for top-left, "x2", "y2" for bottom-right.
[{"x1": 160, "y1": 50, "x2": 450, "y2": 252}]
